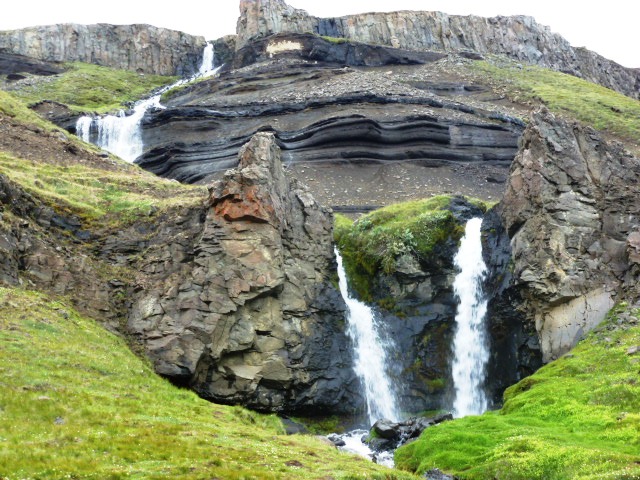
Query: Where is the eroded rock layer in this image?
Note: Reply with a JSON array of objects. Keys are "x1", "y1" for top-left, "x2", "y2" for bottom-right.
[
  {"x1": 127, "y1": 132, "x2": 362, "y2": 414},
  {"x1": 236, "y1": 0, "x2": 639, "y2": 99},
  {"x1": 136, "y1": 44, "x2": 523, "y2": 208}
]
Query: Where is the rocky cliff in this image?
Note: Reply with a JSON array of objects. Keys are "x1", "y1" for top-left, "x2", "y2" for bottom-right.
[
  {"x1": 236, "y1": 0, "x2": 639, "y2": 99},
  {"x1": 495, "y1": 109, "x2": 640, "y2": 362},
  {"x1": 127, "y1": 132, "x2": 362, "y2": 414},
  {"x1": 0, "y1": 24, "x2": 206, "y2": 76}
]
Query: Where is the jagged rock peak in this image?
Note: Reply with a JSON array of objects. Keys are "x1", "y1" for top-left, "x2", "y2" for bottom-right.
[
  {"x1": 0, "y1": 23, "x2": 206, "y2": 76},
  {"x1": 500, "y1": 108, "x2": 640, "y2": 361},
  {"x1": 128, "y1": 132, "x2": 362, "y2": 414},
  {"x1": 236, "y1": 0, "x2": 639, "y2": 99}
]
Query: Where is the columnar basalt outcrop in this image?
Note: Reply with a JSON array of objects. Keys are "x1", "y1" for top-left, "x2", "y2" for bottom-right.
[
  {"x1": 127, "y1": 132, "x2": 362, "y2": 414},
  {"x1": 236, "y1": 0, "x2": 640, "y2": 99},
  {"x1": 498, "y1": 109, "x2": 640, "y2": 362},
  {"x1": 0, "y1": 24, "x2": 206, "y2": 76}
]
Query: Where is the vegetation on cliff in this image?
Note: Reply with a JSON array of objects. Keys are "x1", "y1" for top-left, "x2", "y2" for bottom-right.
[
  {"x1": 395, "y1": 304, "x2": 640, "y2": 479},
  {"x1": 0, "y1": 286, "x2": 418, "y2": 480},
  {"x1": 5, "y1": 62, "x2": 176, "y2": 113},
  {"x1": 334, "y1": 196, "x2": 487, "y2": 301},
  {"x1": 471, "y1": 59, "x2": 640, "y2": 147}
]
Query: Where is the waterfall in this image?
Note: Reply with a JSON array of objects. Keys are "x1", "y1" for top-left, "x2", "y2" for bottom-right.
[
  {"x1": 335, "y1": 249, "x2": 400, "y2": 425},
  {"x1": 450, "y1": 217, "x2": 490, "y2": 418},
  {"x1": 75, "y1": 42, "x2": 219, "y2": 162},
  {"x1": 199, "y1": 42, "x2": 215, "y2": 76}
]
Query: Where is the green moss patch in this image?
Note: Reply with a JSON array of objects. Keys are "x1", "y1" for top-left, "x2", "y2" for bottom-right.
[
  {"x1": 5, "y1": 62, "x2": 177, "y2": 113},
  {"x1": 334, "y1": 196, "x2": 484, "y2": 301},
  {"x1": 395, "y1": 306, "x2": 640, "y2": 479},
  {"x1": 0, "y1": 286, "x2": 419, "y2": 479}
]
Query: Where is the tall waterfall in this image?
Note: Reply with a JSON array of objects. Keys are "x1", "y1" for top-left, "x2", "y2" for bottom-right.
[
  {"x1": 199, "y1": 42, "x2": 215, "y2": 75},
  {"x1": 75, "y1": 42, "x2": 219, "y2": 162},
  {"x1": 335, "y1": 249, "x2": 400, "y2": 425},
  {"x1": 450, "y1": 217, "x2": 490, "y2": 418}
]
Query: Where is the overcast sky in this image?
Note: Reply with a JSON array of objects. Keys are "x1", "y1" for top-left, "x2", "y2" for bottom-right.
[{"x1": 1, "y1": 1, "x2": 638, "y2": 68}]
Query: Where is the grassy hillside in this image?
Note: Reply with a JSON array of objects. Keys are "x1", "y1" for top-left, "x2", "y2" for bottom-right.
[
  {"x1": 471, "y1": 59, "x2": 640, "y2": 147},
  {"x1": 4, "y1": 62, "x2": 176, "y2": 113},
  {"x1": 395, "y1": 304, "x2": 640, "y2": 479},
  {"x1": 0, "y1": 286, "x2": 418, "y2": 480}
]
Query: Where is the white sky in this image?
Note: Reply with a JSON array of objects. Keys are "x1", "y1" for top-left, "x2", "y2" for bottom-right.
[{"x1": 0, "y1": 1, "x2": 638, "y2": 68}]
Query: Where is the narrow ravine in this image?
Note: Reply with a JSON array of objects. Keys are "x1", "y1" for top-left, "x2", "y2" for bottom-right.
[{"x1": 450, "y1": 217, "x2": 490, "y2": 417}]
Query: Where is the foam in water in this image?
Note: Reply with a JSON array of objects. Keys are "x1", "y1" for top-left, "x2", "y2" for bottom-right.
[
  {"x1": 335, "y1": 249, "x2": 400, "y2": 425},
  {"x1": 450, "y1": 217, "x2": 490, "y2": 418},
  {"x1": 75, "y1": 42, "x2": 219, "y2": 162}
]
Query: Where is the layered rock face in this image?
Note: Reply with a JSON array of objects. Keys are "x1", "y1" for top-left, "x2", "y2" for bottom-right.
[
  {"x1": 0, "y1": 24, "x2": 206, "y2": 76},
  {"x1": 236, "y1": 0, "x2": 639, "y2": 99},
  {"x1": 127, "y1": 132, "x2": 362, "y2": 414},
  {"x1": 137, "y1": 48, "x2": 523, "y2": 209},
  {"x1": 498, "y1": 109, "x2": 640, "y2": 361}
]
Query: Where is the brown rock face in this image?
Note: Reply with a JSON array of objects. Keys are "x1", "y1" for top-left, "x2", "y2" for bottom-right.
[
  {"x1": 236, "y1": 0, "x2": 639, "y2": 99},
  {"x1": 500, "y1": 109, "x2": 640, "y2": 361},
  {"x1": 127, "y1": 132, "x2": 362, "y2": 414},
  {"x1": 0, "y1": 24, "x2": 206, "y2": 76}
]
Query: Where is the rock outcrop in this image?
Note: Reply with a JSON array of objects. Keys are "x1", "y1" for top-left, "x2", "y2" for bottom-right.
[
  {"x1": 498, "y1": 109, "x2": 640, "y2": 361},
  {"x1": 236, "y1": 0, "x2": 640, "y2": 99},
  {"x1": 0, "y1": 24, "x2": 206, "y2": 76},
  {"x1": 135, "y1": 51, "x2": 523, "y2": 211},
  {"x1": 127, "y1": 132, "x2": 362, "y2": 414}
]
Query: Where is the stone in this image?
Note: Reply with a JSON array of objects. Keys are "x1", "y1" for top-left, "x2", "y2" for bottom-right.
[
  {"x1": 235, "y1": 0, "x2": 639, "y2": 99},
  {"x1": 0, "y1": 24, "x2": 206, "y2": 76},
  {"x1": 126, "y1": 132, "x2": 363, "y2": 414},
  {"x1": 499, "y1": 109, "x2": 640, "y2": 362}
]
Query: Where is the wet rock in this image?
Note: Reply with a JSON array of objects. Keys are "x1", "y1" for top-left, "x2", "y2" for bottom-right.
[{"x1": 367, "y1": 414, "x2": 453, "y2": 452}]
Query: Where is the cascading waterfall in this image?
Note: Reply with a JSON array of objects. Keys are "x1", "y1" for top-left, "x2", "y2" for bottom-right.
[
  {"x1": 199, "y1": 42, "x2": 215, "y2": 75},
  {"x1": 75, "y1": 42, "x2": 219, "y2": 162},
  {"x1": 450, "y1": 217, "x2": 490, "y2": 418},
  {"x1": 335, "y1": 248, "x2": 400, "y2": 425}
]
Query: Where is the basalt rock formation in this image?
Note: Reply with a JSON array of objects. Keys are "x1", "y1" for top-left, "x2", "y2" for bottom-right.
[
  {"x1": 492, "y1": 109, "x2": 640, "y2": 362},
  {"x1": 236, "y1": 0, "x2": 639, "y2": 99},
  {"x1": 127, "y1": 132, "x2": 362, "y2": 414},
  {"x1": 0, "y1": 24, "x2": 206, "y2": 76}
]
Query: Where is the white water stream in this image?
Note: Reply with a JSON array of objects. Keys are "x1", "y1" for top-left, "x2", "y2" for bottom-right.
[
  {"x1": 335, "y1": 249, "x2": 400, "y2": 425},
  {"x1": 450, "y1": 217, "x2": 490, "y2": 417},
  {"x1": 76, "y1": 42, "x2": 219, "y2": 162}
]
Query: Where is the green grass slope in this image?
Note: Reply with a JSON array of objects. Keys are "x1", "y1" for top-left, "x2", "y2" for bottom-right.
[
  {"x1": 395, "y1": 305, "x2": 640, "y2": 480},
  {"x1": 4, "y1": 62, "x2": 176, "y2": 113},
  {"x1": 0, "y1": 287, "x2": 418, "y2": 480},
  {"x1": 471, "y1": 59, "x2": 640, "y2": 148}
]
